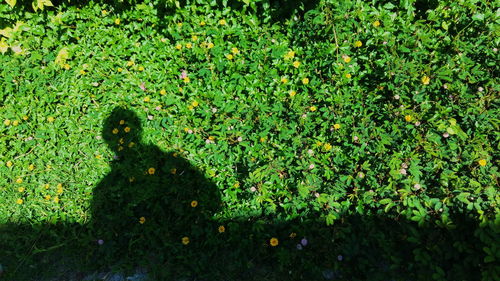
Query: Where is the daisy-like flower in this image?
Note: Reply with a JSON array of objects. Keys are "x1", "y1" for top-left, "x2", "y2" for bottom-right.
[
  {"x1": 218, "y1": 225, "x2": 225, "y2": 233},
  {"x1": 182, "y1": 236, "x2": 190, "y2": 245},
  {"x1": 191, "y1": 200, "x2": 198, "y2": 207},
  {"x1": 421, "y1": 75, "x2": 430, "y2": 85},
  {"x1": 139, "y1": 217, "x2": 146, "y2": 224},
  {"x1": 270, "y1": 237, "x2": 279, "y2": 247}
]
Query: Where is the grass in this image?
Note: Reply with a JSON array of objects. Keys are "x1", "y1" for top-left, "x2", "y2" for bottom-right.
[{"x1": 0, "y1": 0, "x2": 498, "y2": 280}]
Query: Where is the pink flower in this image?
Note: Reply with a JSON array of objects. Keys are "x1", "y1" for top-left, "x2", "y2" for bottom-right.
[
  {"x1": 180, "y1": 70, "x2": 187, "y2": 79},
  {"x1": 139, "y1": 82, "x2": 146, "y2": 91},
  {"x1": 301, "y1": 238, "x2": 308, "y2": 246},
  {"x1": 400, "y1": 168, "x2": 407, "y2": 175},
  {"x1": 443, "y1": 132, "x2": 449, "y2": 138},
  {"x1": 250, "y1": 186, "x2": 257, "y2": 192},
  {"x1": 309, "y1": 164, "x2": 315, "y2": 169}
]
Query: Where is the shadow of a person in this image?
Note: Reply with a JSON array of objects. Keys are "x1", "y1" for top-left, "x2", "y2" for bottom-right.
[{"x1": 90, "y1": 107, "x2": 221, "y2": 274}]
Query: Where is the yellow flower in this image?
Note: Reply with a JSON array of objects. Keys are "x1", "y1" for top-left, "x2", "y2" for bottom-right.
[
  {"x1": 16, "y1": 199, "x2": 23, "y2": 205},
  {"x1": 127, "y1": 60, "x2": 134, "y2": 67},
  {"x1": 12, "y1": 120, "x2": 19, "y2": 126},
  {"x1": 478, "y1": 159, "x2": 487, "y2": 167},
  {"x1": 124, "y1": 127, "x2": 131, "y2": 133},
  {"x1": 219, "y1": 19, "x2": 226, "y2": 25},
  {"x1": 28, "y1": 164, "x2": 35, "y2": 171},
  {"x1": 270, "y1": 237, "x2": 279, "y2": 247},
  {"x1": 192, "y1": 101, "x2": 199, "y2": 107},
  {"x1": 144, "y1": 96, "x2": 151, "y2": 102},
  {"x1": 289, "y1": 90, "x2": 296, "y2": 97},
  {"x1": 115, "y1": 18, "x2": 120, "y2": 25},
  {"x1": 6, "y1": 161, "x2": 13, "y2": 167},
  {"x1": 138, "y1": 66, "x2": 145, "y2": 71},
  {"x1": 102, "y1": 10, "x2": 107, "y2": 15},
  {"x1": 260, "y1": 137, "x2": 266, "y2": 143},
  {"x1": 207, "y1": 42, "x2": 214, "y2": 49},
  {"x1": 192, "y1": 35, "x2": 198, "y2": 41},
  {"x1": 57, "y1": 184, "x2": 63, "y2": 194},
  {"x1": 226, "y1": 54, "x2": 234, "y2": 60},
  {"x1": 200, "y1": 21, "x2": 206, "y2": 26},
  {"x1": 45, "y1": 195, "x2": 51, "y2": 200},
  {"x1": 44, "y1": 184, "x2": 49, "y2": 189},
  {"x1": 324, "y1": 143, "x2": 332, "y2": 150},
  {"x1": 293, "y1": 61, "x2": 301, "y2": 68},
  {"x1": 170, "y1": 168, "x2": 177, "y2": 174},
  {"x1": 80, "y1": 69, "x2": 86, "y2": 75},
  {"x1": 183, "y1": 77, "x2": 190, "y2": 83},
  {"x1": 177, "y1": 22, "x2": 183, "y2": 28},
  {"x1": 4, "y1": 119, "x2": 11, "y2": 126},
  {"x1": 405, "y1": 115, "x2": 412, "y2": 122},
  {"x1": 129, "y1": 177, "x2": 135, "y2": 182},
  {"x1": 119, "y1": 120, "x2": 125, "y2": 125},
  {"x1": 218, "y1": 225, "x2": 225, "y2": 233},
  {"x1": 354, "y1": 41, "x2": 363, "y2": 47},
  {"x1": 208, "y1": 136, "x2": 215, "y2": 141},
  {"x1": 22, "y1": 115, "x2": 29, "y2": 121},
  {"x1": 16, "y1": 178, "x2": 23, "y2": 184},
  {"x1": 54, "y1": 196, "x2": 59, "y2": 203},
  {"x1": 175, "y1": 44, "x2": 182, "y2": 50},
  {"x1": 289, "y1": 232, "x2": 297, "y2": 238},
  {"x1": 47, "y1": 116, "x2": 55, "y2": 123},
  {"x1": 160, "y1": 89, "x2": 167, "y2": 95},
  {"x1": 186, "y1": 43, "x2": 192, "y2": 49},
  {"x1": 373, "y1": 20, "x2": 380, "y2": 27},
  {"x1": 334, "y1": 123, "x2": 341, "y2": 130},
  {"x1": 310, "y1": 106, "x2": 317, "y2": 112},
  {"x1": 128, "y1": 142, "x2": 135, "y2": 148},
  {"x1": 139, "y1": 217, "x2": 146, "y2": 224},
  {"x1": 182, "y1": 236, "x2": 190, "y2": 245},
  {"x1": 148, "y1": 167, "x2": 156, "y2": 175},
  {"x1": 281, "y1": 77, "x2": 288, "y2": 84},
  {"x1": 343, "y1": 56, "x2": 351, "y2": 63},
  {"x1": 112, "y1": 128, "x2": 119, "y2": 134},
  {"x1": 302, "y1": 77, "x2": 309, "y2": 85},
  {"x1": 421, "y1": 75, "x2": 430, "y2": 85},
  {"x1": 191, "y1": 200, "x2": 198, "y2": 207},
  {"x1": 63, "y1": 63, "x2": 71, "y2": 70},
  {"x1": 345, "y1": 73, "x2": 352, "y2": 79},
  {"x1": 284, "y1": 50, "x2": 295, "y2": 59},
  {"x1": 18, "y1": 187, "x2": 25, "y2": 192}
]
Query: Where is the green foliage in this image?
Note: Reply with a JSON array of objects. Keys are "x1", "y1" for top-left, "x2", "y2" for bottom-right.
[{"x1": 0, "y1": 0, "x2": 498, "y2": 280}]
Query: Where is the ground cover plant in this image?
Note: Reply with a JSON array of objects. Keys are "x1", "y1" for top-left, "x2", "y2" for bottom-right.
[{"x1": 0, "y1": 0, "x2": 499, "y2": 280}]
